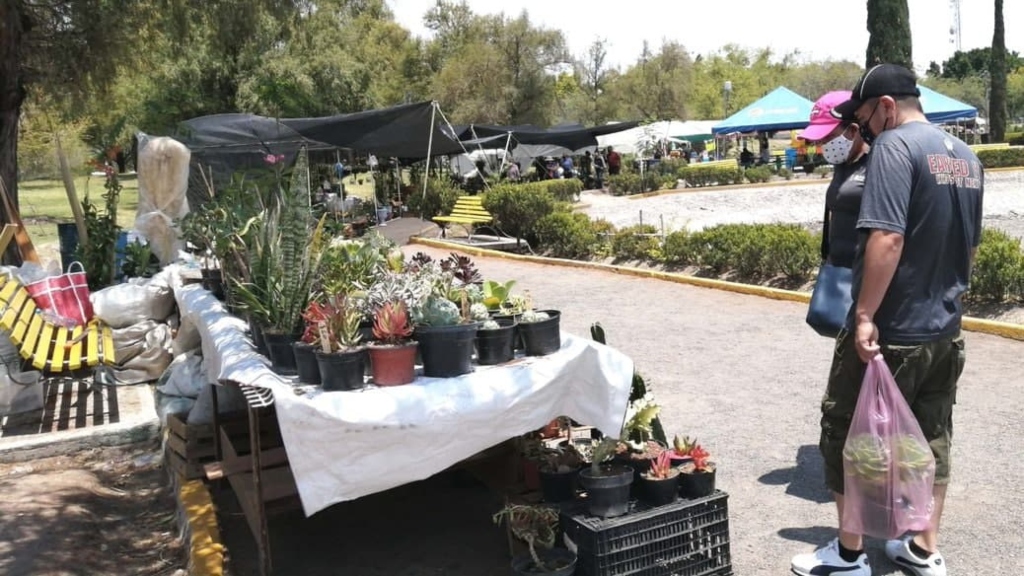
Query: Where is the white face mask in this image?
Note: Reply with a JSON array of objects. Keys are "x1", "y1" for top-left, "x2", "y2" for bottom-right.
[{"x1": 821, "y1": 132, "x2": 855, "y2": 165}]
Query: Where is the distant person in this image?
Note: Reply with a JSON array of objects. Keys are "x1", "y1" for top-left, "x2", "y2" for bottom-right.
[
  {"x1": 561, "y1": 154, "x2": 575, "y2": 178},
  {"x1": 580, "y1": 151, "x2": 593, "y2": 183},
  {"x1": 593, "y1": 150, "x2": 607, "y2": 190},
  {"x1": 739, "y1": 146, "x2": 754, "y2": 167},
  {"x1": 507, "y1": 161, "x2": 521, "y2": 182},
  {"x1": 606, "y1": 146, "x2": 622, "y2": 175},
  {"x1": 791, "y1": 64, "x2": 983, "y2": 576}
]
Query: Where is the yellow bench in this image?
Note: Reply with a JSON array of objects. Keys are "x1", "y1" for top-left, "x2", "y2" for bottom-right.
[
  {"x1": 0, "y1": 274, "x2": 116, "y2": 373},
  {"x1": 433, "y1": 195, "x2": 493, "y2": 239}
]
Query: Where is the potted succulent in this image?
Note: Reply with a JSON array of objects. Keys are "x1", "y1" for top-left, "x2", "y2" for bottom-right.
[
  {"x1": 492, "y1": 504, "x2": 577, "y2": 576},
  {"x1": 314, "y1": 294, "x2": 366, "y2": 391},
  {"x1": 577, "y1": 438, "x2": 633, "y2": 518},
  {"x1": 678, "y1": 442, "x2": 716, "y2": 499},
  {"x1": 475, "y1": 300, "x2": 516, "y2": 365},
  {"x1": 667, "y1": 435, "x2": 696, "y2": 468},
  {"x1": 613, "y1": 395, "x2": 665, "y2": 487},
  {"x1": 518, "y1": 309, "x2": 562, "y2": 356},
  {"x1": 537, "y1": 445, "x2": 584, "y2": 504},
  {"x1": 413, "y1": 294, "x2": 479, "y2": 378},
  {"x1": 366, "y1": 301, "x2": 418, "y2": 386},
  {"x1": 482, "y1": 279, "x2": 516, "y2": 312},
  {"x1": 292, "y1": 301, "x2": 326, "y2": 385},
  {"x1": 638, "y1": 451, "x2": 679, "y2": 506}
]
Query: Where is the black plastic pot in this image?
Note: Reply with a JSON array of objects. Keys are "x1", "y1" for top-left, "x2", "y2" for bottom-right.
[
  {"x1": 519, "y1": 310, "x2": 562, "y2": 356},
  {"x1": 263, "y1": 331, "x2": 299, "y2": 375},
  {"x1": 539, "y1": 469, "x2": 578, "y2": 503},
  {"x1": 678, "y1": 468, "x2": 716, "y2": 499},
  {"x1": 493, "y1": 313, "x2": 523, "y2": 351},
  {"x1": 316, "y1": 349, "x2": 367, "y2": 391},
  {"x1": 414, "y1": 323, "x2": 479, "y2": 378},
  {"x1": 578, "y1": 465, "x2": 633, "y2": 518},
  {"x1": 639, "y1": 473, "x2": 679, "y2": 507},
  {"x1": 475, "y1": 319, "x2": 515, "y2": 365},
  {"x1": 292, "y1": 342, "x2": 322, "y2": 385},
  {"x1": 250, "y1": 322, "x2": 269, "y2": 356},
  {"x1": 200, "y1": 268, "x2": 225, "y2": 300},
  {"x1": 511, "y1": 548, "x2": 576, "y2": 576},
  {"x1": 511, "y1": 547, "x2": 576, "y2": 576}
]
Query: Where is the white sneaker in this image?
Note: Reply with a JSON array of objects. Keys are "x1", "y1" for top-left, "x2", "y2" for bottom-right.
[
  {"x1": 791, "y1": 538, "x2": 871, "y2": 576},
  {"x1": 885, "y1": 536, "x2": 946, "y2": 576}
]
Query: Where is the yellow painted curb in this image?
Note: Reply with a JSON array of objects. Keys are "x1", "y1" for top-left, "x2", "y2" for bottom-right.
[
  {"x1": 180, "y1": 479, "x2": 225, "y2": 576},
  {"x1": 410, "y1": 237, "x2": 1024, "y2": 342}
]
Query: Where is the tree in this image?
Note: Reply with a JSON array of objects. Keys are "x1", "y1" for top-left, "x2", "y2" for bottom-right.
[
  {"x1": 865, "y1": 0, "x2": 913, "y2": 69},
  {"x1": 1, "y1": 0, "x2": 138, "y2": 264},
  {"x1": 613, "y1": 41, "x2": 694, "y2": 121},
  {"x1": 939, "y1": 47, "x2": 1022, "y2": 80},
  {"x1": 990, "y1": 0, "x2": 1007, "y2": 142}
]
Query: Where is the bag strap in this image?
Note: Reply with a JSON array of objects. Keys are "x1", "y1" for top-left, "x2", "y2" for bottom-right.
[
  {"x1": 67, "y1": 261, "x2": 86, "y2": 274},
  {"x1": 820, "y1": 204, "x2": 831, "y2": 262}
]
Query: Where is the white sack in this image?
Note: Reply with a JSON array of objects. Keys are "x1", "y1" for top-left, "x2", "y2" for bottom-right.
[
  {"x1": 91, "y1": 279, "x2": 175, "y2": 328},
  {"x1": 156, "y1": 351, "x2": 207, "y2": 398}
]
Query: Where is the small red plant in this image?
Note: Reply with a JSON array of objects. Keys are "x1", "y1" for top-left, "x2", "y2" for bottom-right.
[
  {"x1": 646, "y1": 450, "x2": 676, "y2": 479},
  {"x1": 688, "y1": 445, "x2": 712, "y2": 472},
  {"x1": 373, "y1": 301, "x2": 413, "y2": 345},
  {"x1": 301, "y1": 301, "x2": 329, "y2": 345}
]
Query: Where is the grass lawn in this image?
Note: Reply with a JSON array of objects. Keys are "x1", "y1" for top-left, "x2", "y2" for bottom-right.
[{"x1": 16, "y1": 175, "x2": 140, "y2": 250}]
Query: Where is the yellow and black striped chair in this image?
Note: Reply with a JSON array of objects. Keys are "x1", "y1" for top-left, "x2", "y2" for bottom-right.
[{"x1": 0, "y1": 273, "x2": 116, "y2": 373}]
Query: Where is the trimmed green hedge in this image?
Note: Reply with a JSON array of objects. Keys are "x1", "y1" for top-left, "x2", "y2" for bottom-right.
[
  {"x1": 535, "y1": 211, "x2": 598, "y2": 259},
  {"x1": 977, "y1": 146, "x2": 1024, "y2": 168},
  {"x1": 406, "y1": 178, "x2": 462, "y2": 219},
  {"x1": 679, "y1": 165, "x2": 745, "y2": 188},
  {"x1": 607, "y1": 174, "x2": 659, "y2": 196},
  {"x1": 969, "y1": 228, "x2": 1024, "y2": 302},
  {"x1": 482, "y1": 184, "x2": 557, "y2": 245}
]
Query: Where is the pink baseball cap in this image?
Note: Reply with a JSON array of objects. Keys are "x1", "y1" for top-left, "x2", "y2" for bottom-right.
[{"x1": 797, "y1": 90, "x2": 853, "y2": 142}]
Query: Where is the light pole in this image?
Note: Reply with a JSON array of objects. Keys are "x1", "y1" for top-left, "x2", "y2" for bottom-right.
[{"x1": 722, "y1": 81, "x2": 733, "y2": 160}]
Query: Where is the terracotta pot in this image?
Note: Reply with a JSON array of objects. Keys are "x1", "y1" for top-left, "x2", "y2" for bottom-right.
[{"x1": 367, "y1": 342, "x2": 418, "y2": 386}]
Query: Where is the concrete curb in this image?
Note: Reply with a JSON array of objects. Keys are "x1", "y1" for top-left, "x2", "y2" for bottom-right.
[
  {"x1": 0, "y1": 384, "x2": 160, "y2": 463},
  {"x1": 410, "y1": 237, "x2": 1024, "y2": 342},
  {"x1": 177, "y1": 477, "x2": 225, "y2": 576}
]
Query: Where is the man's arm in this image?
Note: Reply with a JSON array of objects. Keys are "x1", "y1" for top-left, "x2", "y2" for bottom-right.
[{"x1": 855, "y1": 230, "x2": 905, "y2": 324}]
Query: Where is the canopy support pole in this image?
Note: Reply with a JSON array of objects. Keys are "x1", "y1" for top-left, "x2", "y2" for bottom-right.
[
  {"x1": 498, "y1": 132, "x2": 513, "y2": 176},
  {"x1": 420, "y1": 102, "x2": 438, "y2": 220}
]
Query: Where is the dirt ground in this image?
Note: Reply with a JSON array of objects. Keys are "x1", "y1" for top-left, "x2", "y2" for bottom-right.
[{"x1": 0, "y1": 441, "x2": 185, "y2": 576}]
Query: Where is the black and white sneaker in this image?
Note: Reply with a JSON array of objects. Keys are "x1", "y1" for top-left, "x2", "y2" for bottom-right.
[
  {"x1": 885, "y1": 536, "x2": 946, "y2": 576},
  {"x1": 791, "y1": 538, "x2": 871, "y2": 576}
]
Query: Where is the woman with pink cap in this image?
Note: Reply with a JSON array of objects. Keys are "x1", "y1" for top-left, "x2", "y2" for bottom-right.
[{"x1": 791, "y1": 90, "x2": 873, "y2": 576}]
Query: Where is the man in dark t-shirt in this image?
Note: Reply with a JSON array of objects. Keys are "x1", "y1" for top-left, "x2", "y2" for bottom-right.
[
  {"x1": 792, "y1": 64, "x2": 983, "y2": 576},
  {"x1": 606, "y1": 146, "x2": 621, "y2": 175}
]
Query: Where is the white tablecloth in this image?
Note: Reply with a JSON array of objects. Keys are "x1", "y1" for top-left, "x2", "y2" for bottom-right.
[{"x1": 174, "y1": 283, "x2": 634, "y2": 516}]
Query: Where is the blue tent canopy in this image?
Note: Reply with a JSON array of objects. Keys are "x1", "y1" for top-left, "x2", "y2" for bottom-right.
[
  {"x1": 918, "y1": 85, "x2": 977, "y2": 123},
  {"x1": 711, "y1": 87, "x2": 814, "y2": 135}
]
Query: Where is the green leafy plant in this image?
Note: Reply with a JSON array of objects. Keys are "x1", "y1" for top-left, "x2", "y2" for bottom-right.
[
  {"x1": 482, "y1": 279, "x2": 516, "y2": 310},
  {"x1": 317, "y1": 294, "x2": 363, "y2": 353},
  {"x1": 611, "y1": 224, "x2": 660, "y2": 262},
  {"x1": 969, "y1": 228, "x2": 1024, "y2": 302},
  {"x1": 481, "y1": 184, "x2": 557, "y2": 246},
  {"x1": 121, "y1": 240, "x2": 159, "y2": 279},
  {"x1": 76, "y1": 166, "x2": 122, "y2": 290},
  {"x1": 535, "y1": 211, "x2": 599, "y2": 259}
]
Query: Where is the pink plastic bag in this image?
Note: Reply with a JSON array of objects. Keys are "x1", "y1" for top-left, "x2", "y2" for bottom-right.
[{"x1": 841, "y1": 355, "x2": 936, "y2": 539}]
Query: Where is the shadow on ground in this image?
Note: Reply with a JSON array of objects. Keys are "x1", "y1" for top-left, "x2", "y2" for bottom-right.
[
  {"x1": 216, "y1": 469, "x2": 511, "y2": 576},
  {"x1": 757, "y1": 444, "x2": 832, "y2": 505},
  {"x1": 0, "y1": 442, "x2": 183, "y2": 576}
]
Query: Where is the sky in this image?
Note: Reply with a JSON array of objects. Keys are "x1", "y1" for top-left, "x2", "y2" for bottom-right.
[{"x1": 387, "y1": 0, "x2": 1022, "y2": 74}]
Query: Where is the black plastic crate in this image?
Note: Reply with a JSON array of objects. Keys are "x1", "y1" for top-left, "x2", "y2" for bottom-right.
[{"x1": 560, "y1": 491, "x2": 732, "y2": 576}]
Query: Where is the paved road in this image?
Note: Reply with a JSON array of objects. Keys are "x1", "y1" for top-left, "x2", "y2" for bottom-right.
[{"x1": 406, "y1": 244, "x2": 1023, "y2": 576}]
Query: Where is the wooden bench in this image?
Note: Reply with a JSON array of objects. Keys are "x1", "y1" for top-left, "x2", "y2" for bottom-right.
[
  {"x1": 433, "y1": 195, "x2": 493, "y2": 239},
  {"x1": 0, "y1": 274, "x2": 116, "y2": 373}
]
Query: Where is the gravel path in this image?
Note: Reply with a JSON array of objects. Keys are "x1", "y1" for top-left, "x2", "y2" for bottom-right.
[
  {"x1": 582, "y1": 170, "x2": 1024, "y2": 240},
  {"x1": 408, "y1": 245, "x2": 1024, "y2": 576}
]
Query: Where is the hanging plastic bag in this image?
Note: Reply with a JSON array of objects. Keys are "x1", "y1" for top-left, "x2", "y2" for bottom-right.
[{"x1": 842, "y1": 355, "x2": 936, "y2": 538}]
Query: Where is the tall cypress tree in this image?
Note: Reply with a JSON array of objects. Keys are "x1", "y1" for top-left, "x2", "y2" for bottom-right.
[
  {"x1": 865, "y1": 0, "x2": 914, "y2": 69},
  {"x1": 990, "y1": 0, "x2": 1008, "y2": 142}
]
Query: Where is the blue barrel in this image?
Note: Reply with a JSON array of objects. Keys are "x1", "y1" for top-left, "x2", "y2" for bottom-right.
[
  {"x1": 114, "y1": 231, "x2": 129, "y2": 281},
  {"x1": 784, "y1": 148, "x2": 798, "y2": 170},
  {"x1": 57, "y1": 223, "x2": 79, "y2": 273}
]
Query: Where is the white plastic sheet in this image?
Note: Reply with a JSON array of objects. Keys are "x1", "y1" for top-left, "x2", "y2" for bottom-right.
[{"x1": 174, "y1": 283, "x2": 634, "y2": 516}]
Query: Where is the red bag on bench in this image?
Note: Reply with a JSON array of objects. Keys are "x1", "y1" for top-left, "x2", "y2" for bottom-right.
[{"x1": 26, "y1": 262, "x2": 95, "y2": 327}]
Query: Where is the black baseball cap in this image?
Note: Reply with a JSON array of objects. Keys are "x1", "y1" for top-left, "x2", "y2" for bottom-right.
[{"x1": 832, "y1": 64, "x2": 921, "y2": 118}]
